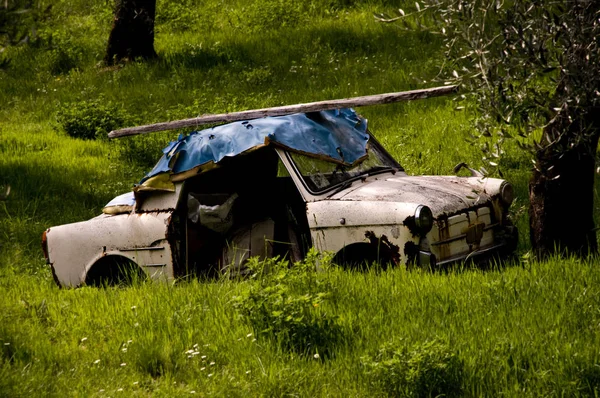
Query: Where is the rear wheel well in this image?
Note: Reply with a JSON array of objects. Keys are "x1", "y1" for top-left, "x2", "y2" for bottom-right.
[
  {"x1": 85, "y1": 256, "x2": 146, "y2": 287},
  {"x1": 332, "y1": 243, "x2": 393, "y2": 271}
]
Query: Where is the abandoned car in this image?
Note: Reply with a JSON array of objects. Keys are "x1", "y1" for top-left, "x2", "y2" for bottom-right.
[{"x1": 43, "y1": 109, "x2": 517, "y2": 287}]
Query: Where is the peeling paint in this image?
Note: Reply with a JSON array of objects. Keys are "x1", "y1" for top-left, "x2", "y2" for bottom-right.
[
  {"x1": 404, "y1": 241, "x2": 419, "y2": 265},
  {"x1": 403, "y1": 215, "x2": 418, "y2": 236},
  {"x1": 364, "y1": 230, "x2": 400, "y2": 264}
]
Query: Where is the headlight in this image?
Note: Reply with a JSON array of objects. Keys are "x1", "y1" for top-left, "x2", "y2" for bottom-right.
[
  {"x1": 414, "y1": 205, "x2": 434, "y2": 234},
  {"x1": 500, "y1": 182, "x2": 514, "y2": 206}
]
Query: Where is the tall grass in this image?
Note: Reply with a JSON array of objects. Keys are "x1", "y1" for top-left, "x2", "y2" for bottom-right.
[
  {"x1": 1, "y1": 0, "x2": 598, "y2": 396},
  {"x1": 1, "y1": 256, "x2": 600, "y2": 396}
]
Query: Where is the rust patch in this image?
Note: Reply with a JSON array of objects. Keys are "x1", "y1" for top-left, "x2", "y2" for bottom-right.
[
  {"x1": 465, "y1": 222, "x2": 485, "y2": 246},
  {"x1": 49, "y1": 264, "x2": 62, "y2": 288},
  {"x1": 436, "y1": 217, "x2": 451, "y2": 259},
  {"x1": 165, "y1": 213, "x2": 184, "y2": 277},
  {"x1": 402, "y1": 216, "x2": 417, "y2": 235},
  {"x1": 135, "y1": 208, "x2": 176, "y2": 216},
  {"x1": 364, "y1": 230, "x2": 400, "y2": 264},
  {"x1": 403, "y1": 215, "x2": 419, "y2": 237},
  {"x1": 404, "y1": 241, "x2": 419, "y2": 265}
]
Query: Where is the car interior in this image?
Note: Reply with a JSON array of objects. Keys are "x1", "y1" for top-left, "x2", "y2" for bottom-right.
[{"x1": 177, "y1": 146, "x2": 311, "y2": 277}]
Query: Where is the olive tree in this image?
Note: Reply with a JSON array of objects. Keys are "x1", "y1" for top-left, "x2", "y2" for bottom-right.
[
  {"x1": 379, "y1": 0, "x2": 600, "y2": 257},
  {"x1": 105, "y1": 0, "x2": 157, "y2": 65}
]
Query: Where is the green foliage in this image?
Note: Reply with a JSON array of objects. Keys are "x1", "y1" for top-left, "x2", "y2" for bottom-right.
[
  {"x1": 363, "y1": 340, "x2": 464, "y2": 397},
  {"x1": 56, "y1": 97, "x2": 129, "y2": 140},
  {"x1": 56, "y1": 97, "x2": 172, "y2": 167},
  {"x1": 42, "y1": 30, "x2": 87, "y2": 75},
  {"x1": 155, "y1": 0, "x2": 202, "y2": 32},
  {"x1": 112, "y1": 134, "x2": 173, "y2": 169},
  {"x1": 244, "y1": 0, "x2": 305, "y2": 32},
  {"x1": 1, "y1": 0, "x2": 600, "y2": 395},
  {"x1": 233, "y1": 251, "x2": 343, "y2": 358},
  {"x1": 0, "y1": 1, "x2": 50, "y2": 48},
  {"x1": 0, "y1": 0, "x2": 52, "y2": 69},
  {"x1": 378, "y1": 0, "x2": 600, "y2": 168}
]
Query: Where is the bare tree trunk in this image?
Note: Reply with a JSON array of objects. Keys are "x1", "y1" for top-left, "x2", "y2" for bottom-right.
[
  {"x1": 104, "y1": 0, "x2": 157, "y2": 65},
  {"x1": 529, "y1": 126, "x2": 599, "y2": 257}
]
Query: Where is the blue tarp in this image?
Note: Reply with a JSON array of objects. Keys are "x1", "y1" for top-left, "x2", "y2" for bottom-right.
[{"x1": 140, "y1": 108, "x2": 369, "y2": 184}]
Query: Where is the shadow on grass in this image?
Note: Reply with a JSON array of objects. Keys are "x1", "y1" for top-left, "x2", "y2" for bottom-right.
[
  {"x1": 157, "y1": 24, "x2": 440, "y2": 72},
  {"x1": 0, "y1": 161, "x2": 132, "y2": 263}
]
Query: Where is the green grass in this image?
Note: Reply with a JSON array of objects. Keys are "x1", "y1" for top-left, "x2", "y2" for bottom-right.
[
  {"x1": 2, "y1": 258, "x2": 600, "y2": 396},
  {"x1": 1, "y1": 0, "x2": 599, "y2": 396}
]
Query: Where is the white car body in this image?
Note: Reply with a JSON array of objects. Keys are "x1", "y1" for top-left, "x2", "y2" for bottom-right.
[{"x1": 43, "y1": 111, "x2": 517, "y2": 287}]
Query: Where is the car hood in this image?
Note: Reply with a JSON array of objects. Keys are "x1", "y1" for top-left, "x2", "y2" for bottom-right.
[{"x1": 332, "y1": 174, "x2": 502, "y2": 216}]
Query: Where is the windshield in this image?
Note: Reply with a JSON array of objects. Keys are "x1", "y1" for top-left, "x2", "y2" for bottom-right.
[{"x1": 288, "y1": 140, "x2": 401, "y2": 193}]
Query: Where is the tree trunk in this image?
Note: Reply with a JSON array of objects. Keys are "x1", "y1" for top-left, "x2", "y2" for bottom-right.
[
  {"x1": 529, "y1": 129, "x2": 599, "y2": 257},
  {"x1": 104, "y1": 0, "x2": 157, "y2": 65}
]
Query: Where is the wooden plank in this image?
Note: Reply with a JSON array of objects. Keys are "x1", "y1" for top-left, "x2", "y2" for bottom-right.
[{"x1": 108, "y1": 85, "x2": 458, "y2": 138}]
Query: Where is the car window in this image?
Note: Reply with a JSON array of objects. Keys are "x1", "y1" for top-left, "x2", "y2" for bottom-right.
[
  {"x1": 288, "y1": 141, "x2": 400, "y2": 193},
  {"x1": 277, "y1": 158, "x2": 291, "y2": 177}
]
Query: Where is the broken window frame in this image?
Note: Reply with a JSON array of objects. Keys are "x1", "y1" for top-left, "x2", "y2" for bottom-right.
[{"x1": 285, "y1": 135, "x2": 402, "y2": 195}]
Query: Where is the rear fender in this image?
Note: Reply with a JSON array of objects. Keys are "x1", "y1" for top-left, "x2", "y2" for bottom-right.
[{"x1": 81, "y1": 245, "x2": 173, "y2": 285}]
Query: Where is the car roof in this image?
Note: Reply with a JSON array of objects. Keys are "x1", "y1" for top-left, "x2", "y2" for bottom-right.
[{"x1": 137, "y1": 109, "x2": 369, "y2": 190}]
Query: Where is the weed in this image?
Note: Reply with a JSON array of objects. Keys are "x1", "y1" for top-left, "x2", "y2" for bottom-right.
[
  {"x1": 112, "y1": 133, "x2": 174, "y2": 169},
  {"x1": 56, "y1": 97, "x2": 129, "y2": 140},
  {"x1": 363, "y1": 340, "x2": 464, "y2": 398},
  {"x1": 2, "y1": 0, "x2": 600, "y2": 395},
  {"x1": 243, "y1": 0, "x2": 305, "y2": 32},
  {"x1": 233, "y1": 250, "x2": 343, "y2": 359},
  {"x1": 578, "y1": 363, "x2": 600, "y2": 396},
  {"x1": 156, "y1": 0, "x2": 201, "y2": 32},
  {"x1": 132, "y1": 341, "x2": 177, "y2": 378}
]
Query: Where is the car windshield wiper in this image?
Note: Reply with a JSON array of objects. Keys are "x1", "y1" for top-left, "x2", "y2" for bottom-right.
[
  {"x1": 326, "y1": 179, "x2": 355, "y2": 198},
  {"x1": 364, "y1": 165, "x2": 398, "y2": 176}
]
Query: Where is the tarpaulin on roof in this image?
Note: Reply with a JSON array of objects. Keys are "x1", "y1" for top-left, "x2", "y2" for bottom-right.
[{"x1": 139, "y1": 109, "x2": 369, "y2": 187}]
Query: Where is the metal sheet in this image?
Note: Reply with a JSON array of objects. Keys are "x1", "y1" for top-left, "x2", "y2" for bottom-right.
[
  {"x1": 333, "y1": 175, "x2": 504, "y2": 216},
  {"x1": 47, "y1": 212, "x2": 174, "y2": 286}
]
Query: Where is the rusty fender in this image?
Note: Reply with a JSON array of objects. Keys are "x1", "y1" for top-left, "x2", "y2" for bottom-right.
[{"x1": 306, "y1": 200, "x2": 420, "y2": 260}]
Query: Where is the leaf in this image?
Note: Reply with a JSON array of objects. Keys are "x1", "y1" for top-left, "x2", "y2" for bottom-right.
[
  {"x1": 415, "y1": 2, "x2": 421, "y2": 12},
  {"x1": 398, "y1": 8, "x2": 405, "y2": 16}
]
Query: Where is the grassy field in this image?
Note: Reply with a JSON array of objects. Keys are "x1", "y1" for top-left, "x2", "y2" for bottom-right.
[{"x1": 1, "y1": 0, "x2": 599, "y2": 396}]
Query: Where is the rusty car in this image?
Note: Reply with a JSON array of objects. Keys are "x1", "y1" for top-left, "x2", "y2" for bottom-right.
[{"x1": 42, "y1": 108, "x2": 517, "y2": 287}]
